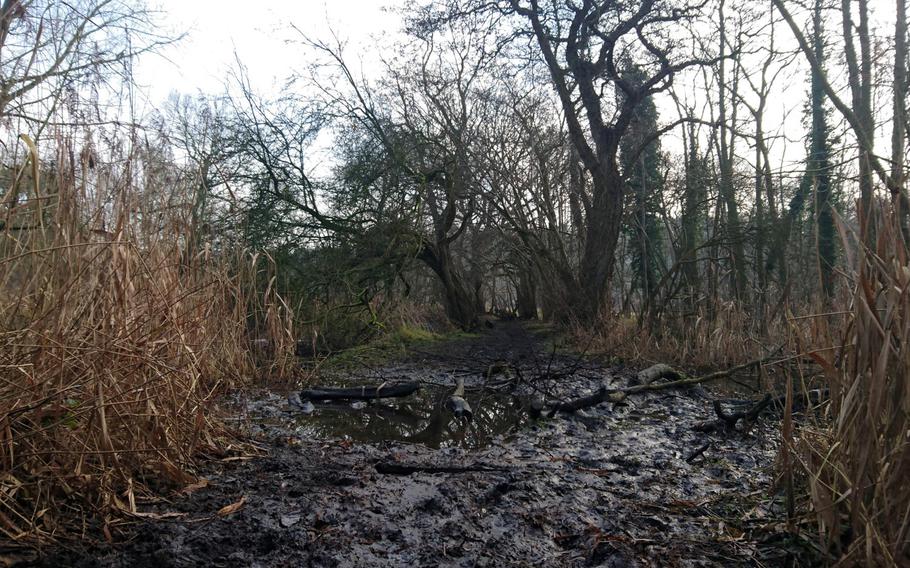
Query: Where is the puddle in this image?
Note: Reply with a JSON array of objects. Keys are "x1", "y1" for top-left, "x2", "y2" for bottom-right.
[{"x1": 283, "y1": 385, "x2": 531, "y2": 449}]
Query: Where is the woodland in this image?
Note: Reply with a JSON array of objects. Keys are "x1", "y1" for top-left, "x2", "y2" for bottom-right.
[{"x1": 0, "y1": 0, "x2": 908, "y2": 566}]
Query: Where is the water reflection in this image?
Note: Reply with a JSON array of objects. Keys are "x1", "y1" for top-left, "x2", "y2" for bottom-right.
[{"x1": 289, "y1": 386, "x2": 530, "y2": 449}]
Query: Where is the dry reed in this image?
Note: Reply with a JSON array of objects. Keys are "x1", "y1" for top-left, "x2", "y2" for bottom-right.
[
  {"x1": 0, "y1": 136, "x2": 291, "y2": 543},
  {"x1": 788, "y1": 204, "x2": 910, "y2": 566},
  {"x1": 577, "y1": 205, "x2": 908, "y2": 565},
  {"x1": 574, "y1": 301, "x2": 798, "y2": 374}
]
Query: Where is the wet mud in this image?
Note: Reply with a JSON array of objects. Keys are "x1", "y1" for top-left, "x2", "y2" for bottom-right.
[{"x1": 35, "y1": 322, "x2": 795, "y2": 567}]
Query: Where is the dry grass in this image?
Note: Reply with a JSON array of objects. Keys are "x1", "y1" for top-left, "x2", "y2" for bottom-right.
[
  {"x1": 578, "y1": 206, "x2": 908, "y2": 565},
  {"x1": 573, "y1": 302, "x2": 798, "y2": 374},
  {"x1": 786, "y1": 205, "x2": 910, "y2": 566},
  {"x1": 0, "y1": 138, "x2": 291, "y2": 543}
]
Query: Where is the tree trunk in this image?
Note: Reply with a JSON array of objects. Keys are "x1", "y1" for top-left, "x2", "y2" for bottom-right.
[
  {"x1": 419, "y1": 242, "x2": 480, "y2": 330},
  {"x1": 841, "y1": 0, "x2": 875, "y2": 220},
  {"x1": 515, "y1": 264, "x2": 538, "y2": 320},
  {"x1": 577, "y1": 156, "x2": 625, "y2": 319},
  {"x1": 893, "y1": 0, "x2": 907, "y2": 188},
  {"x1": 892, "y1": 0, "x2": 908, "y2": 236},
  {"x1": 812, "y1": 0, "x2": 835, "y2": 299},
  {"x1": 717, "y1": 0, "x2": 748, "y2": 302},
  {"x1": 680, "y1": 120, "x2": 705, "y2": 306}
]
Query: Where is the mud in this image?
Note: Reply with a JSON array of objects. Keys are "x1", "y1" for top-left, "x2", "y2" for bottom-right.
[{"x1": 34, "y1": 322, "x2": 796, "y2": 567}]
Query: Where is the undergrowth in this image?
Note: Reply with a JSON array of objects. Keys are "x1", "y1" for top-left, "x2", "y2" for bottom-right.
[
  {"x1": 0, "y1": 138, "x2": 293, "y2": 543},
  {"x1": 574, "y1": 204, "x2": 909, "y2": 566},
  {"x1": 319, "y1": 319, "x2": 465, "y2": 372}
]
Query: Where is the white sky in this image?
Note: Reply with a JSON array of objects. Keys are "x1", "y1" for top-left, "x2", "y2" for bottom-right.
[
  {"x1": 133, "y1": 0, "x2": 900, "y2": 182},
  {"x1": 137, "y1": 0, "x2": 898, "y2": 98},
  {"x1": 134, "y1": 0, "x2": 404, "y2": 111}
]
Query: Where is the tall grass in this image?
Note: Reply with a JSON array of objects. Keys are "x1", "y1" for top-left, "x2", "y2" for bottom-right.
[
  {"x1": 574, "y1": 302, "x2": 797, "y2": 374},
  {"x1": 578, "y1": 204, "x2": 908, "y2": 565},
  {"x1": 789, "y1": 204, "x2": 910, "y2": 566},
  {"x1": 0, "y1": 137, "x2": 290, "y2": 542}
]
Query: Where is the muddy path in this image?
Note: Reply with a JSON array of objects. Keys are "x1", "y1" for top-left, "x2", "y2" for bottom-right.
[{"x1": 36, "y1": 322, "x2": 792, "y2": 567}]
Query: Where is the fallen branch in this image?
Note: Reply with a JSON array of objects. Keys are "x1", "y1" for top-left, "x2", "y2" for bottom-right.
[
  {"x1": 622, "y1": 356, "x2": 775, "y2": 397},
  {"x1": 375, "y1": 461, "x2": 510, "y2": 475},
  {"x1": 693, "y1": 393, "x2": 777, "y2": 433},
  {"x1": 685, "y1": 442, "x2": 711, "y2": 463},
  {"x1": 299, "y1": 381, "x2": 420, "y2": 402},
  {"x1": 550, "y1": 386, "x2": 625, "y2": 413},
  {"x1": 550, "y1": 355, "x2": 775, "y2": 414},
  {"x1": 704, "y1": 388, "x2": 830, "y2": 417}
]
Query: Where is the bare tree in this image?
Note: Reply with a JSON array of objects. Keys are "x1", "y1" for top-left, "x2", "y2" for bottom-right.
[
  {"x1": 491, "y1": 0, "x2": 717, "y2": 319},
  {"x1": 0, "y1": 0, "x2": 171, "y2": 125},
  {"x1": 293, "y1": 17, "x2": 503, "y2": 329},
  {"x1": 892, "y1": 0, "x2": 907, "y2": 190},
  {"x1": 773, "y1": 0, "x2": 908, "y2": 218}
]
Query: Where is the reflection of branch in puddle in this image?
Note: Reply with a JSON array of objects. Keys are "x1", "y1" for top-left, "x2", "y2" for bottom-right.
[
  {"x1": 296, "y1": 402, "x2": 431, "y2": 441},
  {"x1": 403, "y1": 404, "x2": 449, "y2": 447},
  {"x1": 294, "y1": 386, "x2": 530, "y2": 449}
]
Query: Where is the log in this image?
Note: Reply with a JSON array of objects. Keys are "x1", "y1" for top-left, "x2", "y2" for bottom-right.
[
  {"x1": 299, "y1": 381, "x2": 420, "y2": 401},
  {"x1": 635, "y1": 363, "x2": 682, "y2": 385},
  {"x1": 551, "y1": 386, "x2": 625, "y2": 414},
  {"x1": 713, "y1": 393, "x2": 773, "y2": 429},
  {"x1": 549, "y1": 355, "x2": 776, "y2": 415}
]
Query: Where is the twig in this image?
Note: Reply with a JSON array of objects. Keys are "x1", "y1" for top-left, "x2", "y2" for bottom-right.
[
  {"x1": 685, "y1": 443, "x2": 711, "y2": 463},
  {"x1": 375, "y1": 461, "x2": 510, "y2": 475}
]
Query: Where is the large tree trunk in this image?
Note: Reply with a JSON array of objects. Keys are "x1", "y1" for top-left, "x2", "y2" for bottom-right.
[
  {"x1": 577, "y1": 156, "x2": 625, "y2": 319},
  {"x1": 418, "y1": 242, "x2": 480, "y2": 330},
  {"x1": 512, "y1": 0, "x2": 710, "y2": 323},
  {"x1": 515, "y1": 263, "x2": 538, "y2": 320}
]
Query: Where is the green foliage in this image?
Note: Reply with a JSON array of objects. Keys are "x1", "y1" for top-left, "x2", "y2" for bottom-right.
[
  {"x1": 322, "y1": 322, "x2": 471, "y2": 370},
  {"x1": 392, "y1": 323, "x2": 441, "y2": 343}
]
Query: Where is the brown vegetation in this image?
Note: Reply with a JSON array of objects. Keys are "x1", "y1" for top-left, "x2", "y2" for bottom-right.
[
  {"x1": 785, "y1": 205, "x2": 909, "y2": 565},
  {"x1": 575, "y1": 202, "x2": 910, "y2": 566},
  {"x1": 1, "y1": 0, "x2": 908, "y2": 565},
  {"x1": 0, "y1": 139, "x2": 291, "y2": 542}
]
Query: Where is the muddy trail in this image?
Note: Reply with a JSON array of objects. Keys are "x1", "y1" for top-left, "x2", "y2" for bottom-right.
[{"x1": 37, "y1": 322, "x2": 794, "y2": 567}]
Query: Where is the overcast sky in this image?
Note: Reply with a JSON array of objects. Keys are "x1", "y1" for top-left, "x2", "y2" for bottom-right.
[
  {"x1": 135, "y1": 0, "x2": 900, "y2": 177},
  {"x1": 135, "y1": 0, "x2": 404, "y2": 110},
  {"x1": 138, "y1": 0, "x2": 898, "y2": 99}
]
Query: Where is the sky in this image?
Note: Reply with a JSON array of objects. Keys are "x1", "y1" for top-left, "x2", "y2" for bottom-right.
[
  {"x1": 134, "y1": 0, "x2": 404, "y2": 111},
  {"x1": 133, "y1": 0, "x2": 901, "y2": 179},
  {"x1": 137, "y1": 0, "x2": 899, "y2": 100}
]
